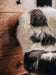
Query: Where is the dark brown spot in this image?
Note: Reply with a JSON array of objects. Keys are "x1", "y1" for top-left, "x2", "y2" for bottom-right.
[{"x1": 30, "y1": 9, "x2": 48, "y2": 27}]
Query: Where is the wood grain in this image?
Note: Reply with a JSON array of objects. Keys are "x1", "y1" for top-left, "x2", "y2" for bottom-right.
[
  {"x1": 0, "y1": 0, "x2": 35, "y2": 74},
  {"x1": 0, "y1": 13, "x2": 22, "y2": 57},
  {"x1": 0, "y1": 13, "x2": 27, "y2": 75}
]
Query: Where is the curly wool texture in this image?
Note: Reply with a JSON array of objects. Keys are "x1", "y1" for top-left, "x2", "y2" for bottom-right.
[
  {"x1": 16, "y1": 7, "x2": 56, "y2": 75},
  {"x1": 17, "y1": 7, "x2": 56, "y2": 53}
]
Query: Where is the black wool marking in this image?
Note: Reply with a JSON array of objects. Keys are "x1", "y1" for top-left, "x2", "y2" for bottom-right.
[
  {"x1": 30, "y1": 9, "x2": 48, "y2": 27},
  {"x1": 24, "y1": 50, "x2": 47, "y2": 73},
  {"x1": 41, "y1": 33, "x2": 56, "y2": 45},
  {"x1": 38, "y1": 59, "x2": 56, "y2": 75},
  {"x1": 30, "y1": 33, "x2": 40, "y2": 43},
  {"x1": 24, "y1": 51, "x2": 37, "y2": 73},
  {"x1": 30, "y1": 33, "x2": 56, "y2": 45}
]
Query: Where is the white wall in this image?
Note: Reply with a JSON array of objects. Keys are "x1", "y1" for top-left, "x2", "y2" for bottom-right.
[
  {"x1": 0, "y1": 0, "x2": 36, "y2": 12},
  {"x1": 52, "y1": 0, "x2": 56, "y2": 8}
]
